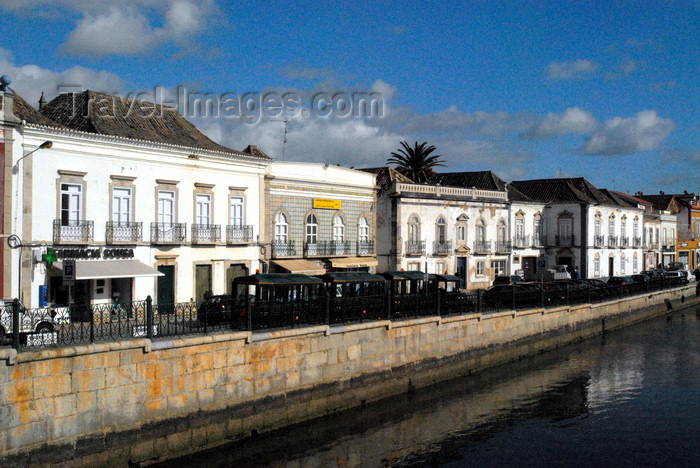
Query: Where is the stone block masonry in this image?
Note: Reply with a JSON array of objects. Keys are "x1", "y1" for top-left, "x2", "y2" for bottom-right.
[{"x1": 1, "y1": 285, "x2": 698, "y2": 467}]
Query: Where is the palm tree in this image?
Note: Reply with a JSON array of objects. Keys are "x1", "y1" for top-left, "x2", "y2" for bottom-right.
[{"x1": 387, "y1": 141, "x2": 445, "y2": 183}]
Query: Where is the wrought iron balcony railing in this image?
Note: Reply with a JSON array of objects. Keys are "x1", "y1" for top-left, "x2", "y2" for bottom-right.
[
  {"x1": 53, "y1": 220, "x2": 94, "y2": 244},
  {"x1": 106, "y1": 222, "x2": 142, "y2": 244},
  {"x1": 594, "y1": 235, "x2": 605, "y2": 248},
  {"x1": 272, "y1": 241, "x2": 296, "y2": 258},
  {"x1": 532, "y1": 235, "x2": 546, "y2": 247},
  {"x1": 608, "y1": 235, "x2": 618, "y2": 248},
  {"x1": 304, "y1": 242, "x2": 320, "y2": 257},
  {"x1": 356, "y1": 240, "x2": 374, "y2": 256},
  {"x1": 405, "y1": 240, "x2": 426, "y2": 255},
  {"x1": 513, "y1": 235, "x2": 529, "y2": 248},
  {"x1": 620, "y1": 236, "x2": 630, "y2": 248},
  {"x1": 633, "y1": 236, "x2": 642, "y2": 248},
  {"x1": 555, "y1": 235, "x2": 575, "y2": 247},
  {"x1": 495, "y1": 241, "x2": 512, "y2": 253},
  {"x1": 150, "y1": 223, "x2": 187, "y2": 244},
  {"x1": 226, "y1": 225, "x2": 253, "y2": 244},
  {"x1": 473, "y1": 240, "x2": 491, "y2": 254},
  {"x1": 433, "y1": 240, "x2": 452, "y2": 255},
  {"x1": 191, "y1": 224, "x2": 221, "y2": 243}
]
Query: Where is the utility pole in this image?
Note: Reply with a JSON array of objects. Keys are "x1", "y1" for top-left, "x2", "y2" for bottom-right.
[{"x1": 271, "y1": 117, "x2": 289, "y2": 160}]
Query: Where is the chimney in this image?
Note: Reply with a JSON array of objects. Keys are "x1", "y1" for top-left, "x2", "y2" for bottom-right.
[
  {"x1": 38, "y1": 92, "x2": 46, "y2": 110},
  {"x1": 0, "y1": 75, "x2": 21, "y2": 126},
  {"x1": 659, "y1": 191, "x2": 664, "y2": 195}
]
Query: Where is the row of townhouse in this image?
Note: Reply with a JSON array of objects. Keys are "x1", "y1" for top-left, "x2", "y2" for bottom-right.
[{"x1": 1, "y1": 89, "x2": 377, "y2": 308}]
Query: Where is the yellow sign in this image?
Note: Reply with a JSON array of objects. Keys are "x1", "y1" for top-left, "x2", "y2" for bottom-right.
[{"x1": 313, "y1": 198, "x2": 341, "y2": 209}]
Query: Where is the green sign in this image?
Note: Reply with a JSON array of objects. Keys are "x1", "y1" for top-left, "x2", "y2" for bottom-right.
[{"x1": 42, "y1": 247, "x2": 58, "y2": 268}]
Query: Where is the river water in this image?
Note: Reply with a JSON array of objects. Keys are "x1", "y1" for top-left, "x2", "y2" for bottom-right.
[{"x1": 161, "y1": 309, "x2": 700, "y2": 467}]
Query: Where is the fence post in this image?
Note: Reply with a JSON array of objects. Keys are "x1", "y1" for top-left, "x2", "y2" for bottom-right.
[
  {"x1": 511, "y1": 286, "x2": 516, "y2": 311},
  {"x1": 541, "y1": 285, "x2": 545, "y2": 308},
  {"x1": 386, "y1": 288, "x2": 392, "y2": 321},
  {"x1": 324, "y1": 287, "x2": 330, "y2": 326},
  {"x1": 619, "y1": 284, "x2": 623, "y2": 300},
  {"x1": 587, "y1": 284, "x2": 591, "y2": 303},
  {"x1": 12, "y1": 298, "x2": 20, "y2": 351},
  {"x1": 565, "y1": 283, "x2": 570, "y2": 306},
  {"x1": 246, "y1": 294, "x2": 252, "y2": 332},
  {"x1": 146, "y1": 296, "x2": 154, "y2": 340},
  {"x1": 477, "y1": 289, "x2": 482, "y2": 314},
  {"x1": 436, "y1": 291, "x2": 441, "y2": 316}
]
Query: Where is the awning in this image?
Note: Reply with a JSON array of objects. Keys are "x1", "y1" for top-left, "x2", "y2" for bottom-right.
[
  {"x1": 54, "y1": 260, "x2": 164, "y2": 280},
  {"x1": 330, "y1": 257, "x2": 378, "y2": 269},
  {"x1": 271, "y1": 259, "x2": 326, "y2": 275}
]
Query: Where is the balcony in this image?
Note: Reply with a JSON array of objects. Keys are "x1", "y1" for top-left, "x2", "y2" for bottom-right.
[
  {"x1": 106, "y1": 222, "x2": 142, "y2": 244},
  {"x1": 272, "y1": 241, "x2": 296, "y2": 257},
  {"x1": 532, "y1": 235, "x2": 546, "y2": 247},
  {"x1": 191, "y1": 224, "x2": 221, "y2": 244},
  {"x1": 513, "y1": 235, "x2": 529, "y2": 248},
  {"x1": 608, "y1": 236, "x2": 618, "y2": 248},
  {"x1": 226, "y1": 225, "x2": 253, "y2": 244},
  {"x1": 433, "y1": 240, "x2": 452, "y2": 256},
  {"x1": 473, "y1": 240, "x2": 491, "y2": 255},
  {"x1": 328, "y1": 240, "x2": 351, "y2": 256},
  {"x1": 356, "y1": 240, "x2": 374, "y2": 256},
  {"x1": 594, "y1": 235, "x2": 605, "y2": 248},
  {"x1": 495, "y1": 241, "x2": 512, "y2": 254},
  {"x1": 53, "y1": 220, "x2": 94, "y2": 244},
  {"x1": 555, "y1": 235, "x2": 575, "y2": 247},
  {"x1": 633, "y1": 237, "x2": 642, "y2": 248},
  {"x1": 405, "y1": 240, "x2": 426, "y2": 256},
  {"x1": 662, "y1": 242, "x2": 675, "y2": 252},
  {"x1": 150, "y1": 223, "x2": 187, "y2": 244},
  {"x1": 620, "y1": 236, "x2": 630, "y2": 248}
]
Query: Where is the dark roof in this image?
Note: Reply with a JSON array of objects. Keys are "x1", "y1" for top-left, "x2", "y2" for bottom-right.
[
  {"x1": 318, "y1": 272, "x2": 385, "y2": 283},
  {"x1": 360, "y1": 167, "x2": 414, "y2": 190},
  {"x1": 430, "y1": 171, "x2": 507, "y2": 192},
  {"x1": 634, "y1": 193, "x2": 696, "y2": 212},
  {"x1": 506, "y1": 184, "x2": 533, "y2": 202},
  {"x1": 232, "y1": 273, "x2": 322, "y2": 285},
  {"x1": 613, "y1": 191, "x2": 654, "y2": 209},
  {"x1": 40, "y1": 90, "x2": 267, "y2": 158},
  {"x1": 9, "y1": 89, "x2": 64, "y2": 128},
  {"x1": 509, "y1": 178, "x2": 635, "y2": 208}
]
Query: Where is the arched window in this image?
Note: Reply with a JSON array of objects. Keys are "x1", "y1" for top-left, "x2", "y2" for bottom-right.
[
  {"x1": 409, "y1": 215, "x2": 421, "y2": 243},
  {"x1": 594, "y1": 253, "x2": 601, "y2": 277},
  {"x1": 497, "y1": 219, "x2": 507, "y2": 242},
  {"x1": 476, "y1": 219, "x2": 486, "y2": 243},
  {"x1": 306, "y1": 214, "x2": 318, "y2": 245},
  {"x1": 275, "y1": 212, "x2": 288, "y2": 243},
  {"x1": 436, "y1": 217, "x2": 446, "y2": 243},
  {"x1": 358, "y1": 217, "x2": 369, "y2": 243},
  {"x1": 333, "y1": 215, "x2": 345, "y2": 242}
]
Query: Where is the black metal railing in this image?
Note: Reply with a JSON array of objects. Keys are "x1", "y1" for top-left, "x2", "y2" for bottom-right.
[
  {"x1": 532, "y1": 235, "x2": 546, "y2": 247},
  {"x1": 226, "y1": 225, "x2": 253, "y2": 243},
  {"x1": 620, "y1": 236, "x2": 629, "y2": 248},
  {"x1": 594, "y1": 235, "x2": 605, "y2": 247},
  {"x1": 53, "y1": 220, "x2": 94, "y2": 243},
  {"x1": 272, "y1": 241, "x2": 296, "y2": 257},
  {"x1": 513, "y1": 235, "x2": 529, "y2": 248},
  {"x1": 473, "y1": 241, "x2": 491, "y2": 254},
  {"x1": 356, "y1": 240, "x2": 374, "y2": 256},
  {"x1": 555, "y1": 235, "x2": 574, "y2": 247},
  {"x1": 106, "y1": 222, "x2": 142, "y2": 243},
  {"x1": 633, "y1": 237, "x2": 642, "y2": 248},
  {"x1": 495, "y1": 241, "x2": 511, "y2": 253},
  {"x1": 3, "y1": 276, "x2": 691, "y2": 352},
  {"x1": 433, "y1": 241, "x2": 452, "y2": 255},
  {"x1": 608, "y1": 235, "x2": 618, "y2": 248},
  {"x1": 150, "y1": 223, "x2": 187, "y2": 243},
  {"x1": 191, "y1": 224, "x2": 221, "y2": 243},
  {"x1": 405, "y1": 240, "x2": 426, "y2": 255}
]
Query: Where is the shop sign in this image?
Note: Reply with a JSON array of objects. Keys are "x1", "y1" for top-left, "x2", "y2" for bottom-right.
[
  {"x1": 313, "y1": 198, "x2": 341, "y2": 210},
  {"x1": 55, "y1": 247, "x2": 135, "y2": 260}
]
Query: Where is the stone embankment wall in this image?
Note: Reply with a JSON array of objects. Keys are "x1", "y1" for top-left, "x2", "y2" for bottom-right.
[{"x1": 1, "y1": 285, "x2": 698, "y2": 467}]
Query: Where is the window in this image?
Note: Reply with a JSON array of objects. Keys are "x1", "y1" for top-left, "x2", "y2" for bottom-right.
[
  {"x1": 457, "y1": 224, "x2": 466, "y2": 242},
  {"x1": 633, "y1": 252, "x2": 638, "y2": 274},
  {"x1": 621, "y1": 219, "x2": 627, "y2": 237},
  {"x1": 436, "y1": 262, "x2": 446, "y2": 274},
  {"x1": 594, "y1": 255, "x2": 600, "y2": 276},
  {"x1": 476, "y1": 220, "x2": 486, "y2": 243},
  {"x1": 476, "y1": 261, "x2": 485, "y2": 276},
  {"x1": 409, "y1": 215, "x2": 421, "y2": 242},
  {"x1": 112, "y1": 187, "x2": 131, "y2": 225},
  {"x1": 608, "y1": 219, "x2": 615, "y2": 238},
  {"x1": 196, "y1": 194, "x2": 211, "y2": 225},
  {"x1": 275, "y1": 212, "x2": 288, "y2": 243},
  {"x1": 533, "y1": 217, "x2": 542, "y2": 244},
  {"x1": 358, "y1": 217, "x2": 369, "y2": 243},
  {"x1": 621, "y1": 253, "x2": 626, "y2": 273},
  {"x1": 491, "y1": 260, "x2": 505, "y2": 276},
  {"x1": 333, "y1": 215, "x2": 345, "y2": 242},
  {"x1": 306, "y1": 214, "x2": 318, "y2": 245},
  {"x1": 407, "y1": 262, "x2": 420, "y2": 271},
  {"x1": 497, "y1": 220, "x2": 507, "y2": 243},
  {"x1": 559, "y1": 218, "x2": 572, "y2": 240},
  {"x1": 633, "y1": 221, "x2": 639, "y2": 239},
  {"x1": 60, "y1": 183, "x2": 82, "y2": 226},
  {"x1": 515, "y1": 218, "x2": 524, "y2": 240},
  {"x1": 436, "y1": 217, "x2": 446, "y2": 243},
  {"x1": 158, "y1": 190, "x2": 175, "y2": 225},
  {"x1": 230, "y1": 197, "x2": 244, "y2": 227},
  {"x1": 594, "y1": 219, "x2": 601, "y2": 237}
]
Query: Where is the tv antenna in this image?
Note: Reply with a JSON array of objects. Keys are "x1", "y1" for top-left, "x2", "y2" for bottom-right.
[{"x1": 271, "y1": 117, "x2": 289, "y2": 160}]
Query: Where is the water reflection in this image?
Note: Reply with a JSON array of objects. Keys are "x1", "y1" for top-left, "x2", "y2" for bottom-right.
[{"x1": 160, "y1": 310, "x2": 700, "y2": 468}]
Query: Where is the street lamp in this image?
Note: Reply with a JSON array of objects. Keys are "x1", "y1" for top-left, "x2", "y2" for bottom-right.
[{"x1": 12, "y1": 140, "x2": 53, "y2": 302}]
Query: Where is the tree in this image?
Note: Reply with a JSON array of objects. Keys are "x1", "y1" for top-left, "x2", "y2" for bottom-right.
[{"x1": 387, "y1": 141, "x2": 445, "y2": 183}]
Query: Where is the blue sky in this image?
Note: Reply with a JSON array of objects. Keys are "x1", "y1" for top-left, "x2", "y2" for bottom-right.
[{"x1": 1, "y1": 0, "x2": 698, "y2": 194}]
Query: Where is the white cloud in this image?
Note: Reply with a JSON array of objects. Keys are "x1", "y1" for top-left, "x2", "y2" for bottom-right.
[
  {"x1": 524, "y1": 107, "x2": 598, "y2": 139},
  {"x1": 0, "y1": 48, "x2": 125, "y2": 103},
  {"x1": 545, "y1": 59, "x2": 600, "y2": 80},
  {"x1": 606, "y1": 57, "x2": 638, "y2": 80},
  {"x1": 582, "y1": 111, "x2": 675, "y2": 155}
]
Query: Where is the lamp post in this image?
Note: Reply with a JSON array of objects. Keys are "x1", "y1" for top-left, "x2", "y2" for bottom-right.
[{"x1": 12, "y1": 140, "x2": 53, "y2": 302}]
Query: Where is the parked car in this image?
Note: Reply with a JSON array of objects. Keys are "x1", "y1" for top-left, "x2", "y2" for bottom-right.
[
  {"x1": 663, "y1": 270, "x2": 689, "y2": 284},
  {"x1": 631, "y1": 274, "x2": 651, "y2": 283},
  {"x1": 483, "y1": 284, "x2": 540, "y2": 308},
  {"x1": 641, "y1": 269, "x2": 664, "y2": 280},
  {"x1": 607, "y1": 276, "x2": 635, "y2": 286},
  {"x1": 0, "y1": 299, "x2": 69, "y2": 344},
  {"x1": 197, "y1": 294, "x2": 245, "y2": 326},
  {"x1": 492, "y1": 275, "x2": 524, "y2": 286}
]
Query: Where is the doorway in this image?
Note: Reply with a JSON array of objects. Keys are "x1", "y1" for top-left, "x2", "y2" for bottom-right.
[
  {"x1": 195, "y1": 264, "x2": 212, "y2": 304},
  {"x1": 522, "y1": 257, "x2": 536, "y2": 280},
  {"x1": 157, "y1": 265, "x2": 175, "y2": 312},
  {"x1": 608, "y1": 257, "x2": 614, "y2": 276},
  {"x1": 456, "y1": 257, "x2": 467, "y2": 289},
  {"x1": 226, "y1": 264, "x2": 249, "y2": 294}
]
